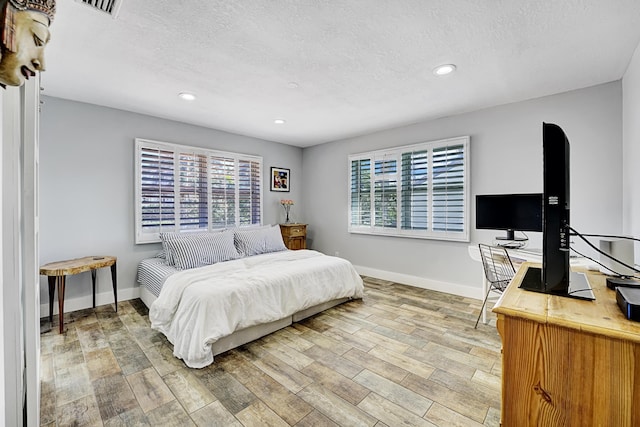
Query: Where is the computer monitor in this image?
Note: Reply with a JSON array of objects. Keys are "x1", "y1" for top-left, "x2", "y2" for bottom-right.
[
  {"x1": 476, "y1": 193, "x2": 542, "y2": 241},
  {"x1": 519, "y1": 122, "x2": 594, "y2": 300}
]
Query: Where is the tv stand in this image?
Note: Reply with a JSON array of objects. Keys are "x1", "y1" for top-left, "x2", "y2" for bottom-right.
[
  {"x1": 519, "y1": 266, "x2": 595, "y2": 300},
  {"x1": 493, "y1": 263, "x2": 640, "y2": 426},
  {"x1": 495, "y1": 229, "x2": 527, "y2": 242}
]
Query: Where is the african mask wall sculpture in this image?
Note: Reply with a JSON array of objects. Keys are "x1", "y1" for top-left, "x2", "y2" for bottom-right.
[{"x1": 0, "y1": 0, "x2": 55, "y2": 88}]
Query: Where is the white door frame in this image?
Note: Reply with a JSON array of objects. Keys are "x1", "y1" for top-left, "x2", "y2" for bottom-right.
[{"x1": 1, "y1": 78, "x2": 40, "y2": 427}]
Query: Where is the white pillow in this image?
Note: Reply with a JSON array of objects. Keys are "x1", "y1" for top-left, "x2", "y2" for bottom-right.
[{"x1": 163, "y1": 230, "x2": 239, "y2": 270}]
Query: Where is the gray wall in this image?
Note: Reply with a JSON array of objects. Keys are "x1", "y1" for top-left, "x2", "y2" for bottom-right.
[
  {"x1": 302, "y1": 82, "x2": 623, "y2": 297},
  {"x1": 39, "y1": 81, "x2": 625, "y2": 308},
  {"x1": 39, "y1": 97, "x2": 303, "y2": 309},
  {"x1": 623, "y1": 41, "x2": 640, "y2": 264}
]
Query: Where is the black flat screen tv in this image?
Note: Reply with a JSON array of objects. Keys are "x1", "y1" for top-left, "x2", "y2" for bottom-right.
[
  {"x1": 476, "y1": 193, "x2": 542, "y2": 241},
  {"x1": 519, "y1": 122, "x2": 594, "y2": 300}
]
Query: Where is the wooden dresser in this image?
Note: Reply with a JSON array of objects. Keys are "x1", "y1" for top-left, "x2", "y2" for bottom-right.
[
  {"x1": 279, "y1": 223, "x2": 307, "y2": 250},
  {"x1": 493, "y1": 262, "x2": 640, "y2": 426}
]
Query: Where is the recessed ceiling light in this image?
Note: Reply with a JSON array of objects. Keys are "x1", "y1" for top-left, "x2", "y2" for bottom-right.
[
  {"x1": 274, "y1": 119, "x2": 286, "y2": 124},
  {"x1": 287, "y1": 82, "x2": 299, "y2": 89},
  {"x1": 178, "y1": 92, "x2": 196, "y2": 101},
  {"x1": 433, "y1": 64, "x2": 457, "y2": 76}
]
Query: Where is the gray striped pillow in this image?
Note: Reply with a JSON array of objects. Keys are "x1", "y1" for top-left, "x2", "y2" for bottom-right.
[
  {"x1": 264, "y1": 225, "x2": 288, "y2": 253},
  {"x1": 234, "y1": 225, "x2": 287, "y2": 256},
  {"x1": 160, "y1": 229, "x2": 225, "y2": 266},
  {"x1": 163, "y1": 230, "x2": 240, "y2": 270},
  {"x1": 234, "y1": 228, "x2": 265, "y2": 256}
]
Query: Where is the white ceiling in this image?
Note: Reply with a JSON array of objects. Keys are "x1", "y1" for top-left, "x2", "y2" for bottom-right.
[{"x1": 41, "y1": 1, "x2": 640, "y2": 147}]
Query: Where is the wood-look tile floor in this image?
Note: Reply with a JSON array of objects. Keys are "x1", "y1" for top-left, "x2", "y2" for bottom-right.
[{"x1": 40, "y1": 277, "x2": 502, "y2": 426}]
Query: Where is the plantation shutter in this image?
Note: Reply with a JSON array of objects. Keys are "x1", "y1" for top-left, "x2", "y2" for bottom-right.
[
  {"x1": 135, "y1": 139, "x2": 263, "y2": 243},
  {"x1": 178, "y1": 152, "x2": 208, "y2": 231},
  {"x1": 139, "y1": 146, "x2": 175, "y2": 235},
  {"x1": 373, "y1": 155, "x2": 397, "y2": 228},
  {"x1": 348, "y1": 136, "x2": 468, "y2": 241},
  {"x1": 250, "y1": 161, "x2": 261, "y2": 224},
  {"x1": 238, "y1": 159, "x2": 261, "y2": 226},
  {"x1": 210, "y1": 156, "x2": 236, "y2": 228},
  {"x1": 432, "y1": 144, "x2": 465, "y2": 232},
  {"x1": 350, "y1": 159, "x2": 371, "y2": 226},
  {"x1": 401, "y1": 149, "x2": 428, "y2": 230}
]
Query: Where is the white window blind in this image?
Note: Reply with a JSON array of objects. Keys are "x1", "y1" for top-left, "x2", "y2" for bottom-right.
[
  {"x1": 139, "y1": 146, "x2": 175, "y2": 231},
  {"x1": 373, "y1": 155, "x2": 398, "y2": 229},
  {"x1": 135, "y1": 139, "x2": 263, "y2": 243},
  {"x1": 350, "y1": 159, "x2": 371, "y2": 226},
  {"x1": 401, "y1": 149, "x2": 428, "y2": 230},
  {"x1": 179, "y1": 152, "x2": 208, "y2": 231},
  {"x1": 210, "y1": 155, "x2": 236, "y2": 228},
  {"x1": 432, "y1": 144, "x2": 465, "y2": 232},
  {"x1": 238, "y1": 159, "x2": 262, "y2": 226},
  {"x1": 348, "y1": 136, "x2": 469, "y2": 241}
]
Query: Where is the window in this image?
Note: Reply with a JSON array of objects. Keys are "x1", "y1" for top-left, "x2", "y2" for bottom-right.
[
  {"x1": 348, "y1": 136, "x2": 469, "y2": 241},
  {"x1": 135, "y1": 138, "x2": 263, "y2": 243}
]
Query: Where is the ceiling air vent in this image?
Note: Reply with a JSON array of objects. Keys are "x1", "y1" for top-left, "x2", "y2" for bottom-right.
[{"x1": 75, "y1": 0, "x2": 123, "y2": 18}]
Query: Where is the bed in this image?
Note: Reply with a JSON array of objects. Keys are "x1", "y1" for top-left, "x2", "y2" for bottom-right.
[{"x1": 137, "y1": 226, "x2": 364, "y2": 368}]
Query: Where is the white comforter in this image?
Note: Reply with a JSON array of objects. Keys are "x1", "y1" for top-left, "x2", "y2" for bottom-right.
[{"x1": 149, "y1": 250, "x2": 364, "y2": 368}]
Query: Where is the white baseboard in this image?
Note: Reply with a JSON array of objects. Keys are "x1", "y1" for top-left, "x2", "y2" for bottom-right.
[
  {"x1": 39, "y1": 287, "x2": 141, "y2": 318},
  {"x1": 39, "y1": 269, "x2": 481, "y2": 318},
  {"x1": 354, "y1": 265, "x2": 482, "y2": 300}
]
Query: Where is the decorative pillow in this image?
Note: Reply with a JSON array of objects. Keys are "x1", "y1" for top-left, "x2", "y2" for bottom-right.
[
  {"x1": 160, "y1": 229, "x2": 225, "y2": 266},
  {"x1": 162, "y1": 230, "x2": 239, "y2": 270},
  {"x1": 263, "y1": 225, "x2": 288, "y2": 253},
  {"x1": 234, "y1": 228, "x2": 266, "y2": 257},
  {"x1": 234, "y1": 225, "x2": 287, "y2": 256}
]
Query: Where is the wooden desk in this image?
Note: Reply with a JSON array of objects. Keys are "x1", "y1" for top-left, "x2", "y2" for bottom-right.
[
  {"x1": 40, "y1": 256, "x2": 117, "y2": 333},
  {"x1": 493, "y1": 263, "x2": 640, "y2": 426}
]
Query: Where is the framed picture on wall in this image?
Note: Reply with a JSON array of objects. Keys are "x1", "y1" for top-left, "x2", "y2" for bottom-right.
[{"x1": 270, "y1": 167, "x2": 290, "y2": 192}]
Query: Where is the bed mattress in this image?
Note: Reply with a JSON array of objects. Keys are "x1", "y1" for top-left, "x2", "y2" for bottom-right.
[
  {"x1": 147, "y1": 249, "x2": 364, "y2": 368},
  {"x1": 136, "y1": 257, "x2": 177, "y2": 297}
]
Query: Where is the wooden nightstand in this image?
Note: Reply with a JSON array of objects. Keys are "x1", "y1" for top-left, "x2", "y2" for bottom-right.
[{"x1": 279, "y1": 223, "x2": 307, "y2": 250}]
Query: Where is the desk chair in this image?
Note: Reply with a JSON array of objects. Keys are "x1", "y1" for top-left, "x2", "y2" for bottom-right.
[{"x1": 475, "y1": 244, "x2": 516, "y2": 328}]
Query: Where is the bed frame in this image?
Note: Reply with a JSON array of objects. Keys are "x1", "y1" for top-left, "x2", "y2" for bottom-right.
[{"x1": 140, "y1": 286, "x2": 350, "y2": 356}]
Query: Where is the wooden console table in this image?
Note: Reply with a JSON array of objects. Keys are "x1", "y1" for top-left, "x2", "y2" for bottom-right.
[
  {"x1": 493, "y1": 262, "x2": 640, "y2": 426},
  {"x1": 40, "y1": 256, "x2": 117, "y2": 333}
]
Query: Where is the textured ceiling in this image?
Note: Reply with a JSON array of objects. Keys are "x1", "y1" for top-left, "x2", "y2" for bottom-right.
[{"x1": 41, "y1": 1, "x2": 640, "y2": 147}]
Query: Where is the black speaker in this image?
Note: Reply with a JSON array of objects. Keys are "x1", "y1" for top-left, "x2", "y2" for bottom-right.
[{"x1": 616, "y1": 287, "x2": 640, "y2": 321}]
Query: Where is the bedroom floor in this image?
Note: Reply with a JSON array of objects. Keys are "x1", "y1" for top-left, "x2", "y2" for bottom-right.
[{"x1": 40, "y1": 277, "x2": 502, "y2": 426}]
